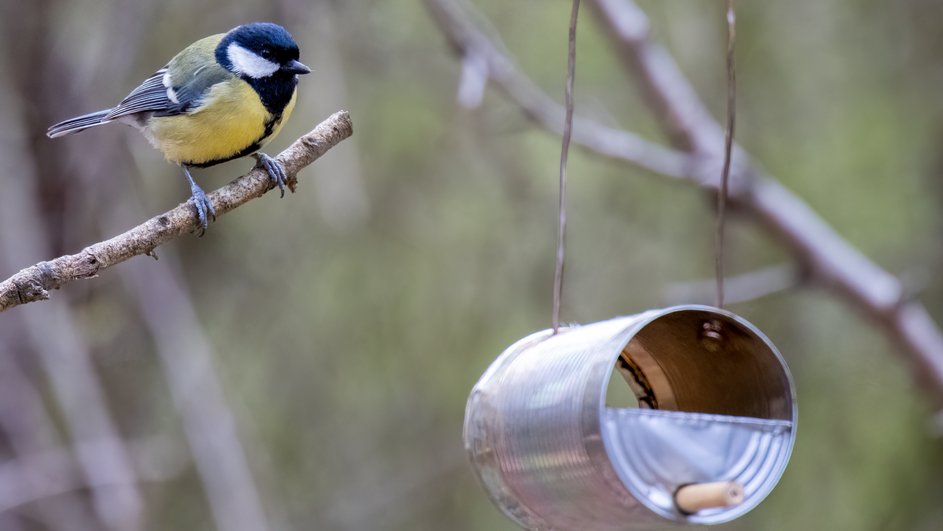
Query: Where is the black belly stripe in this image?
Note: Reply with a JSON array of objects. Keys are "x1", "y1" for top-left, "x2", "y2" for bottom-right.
[{"x1": 186, "y1": 113, "x2": 282, "y2": 168}]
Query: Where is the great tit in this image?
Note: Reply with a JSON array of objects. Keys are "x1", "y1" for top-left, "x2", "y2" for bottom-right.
[{"x1": 47, "y1": 22, "x2": 311, "y2": 232}]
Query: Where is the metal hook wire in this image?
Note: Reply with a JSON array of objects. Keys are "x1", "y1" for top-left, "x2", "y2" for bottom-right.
[
  {"x1": 715, "y1": 0, "x2": 737, "y2": 309},
  {"x1": 553, "y1": 0, "x2": 580, "y2": 333}
]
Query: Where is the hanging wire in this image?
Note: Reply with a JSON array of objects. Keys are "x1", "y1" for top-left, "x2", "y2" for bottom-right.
[
  {"x1": 715, "y1": 0, "x2": 737, "y2": 309},
  {"x1": 553, "y1": 0, "x2": 580, "y2": 334}
]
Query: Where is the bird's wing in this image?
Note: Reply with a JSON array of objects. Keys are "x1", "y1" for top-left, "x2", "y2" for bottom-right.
[
  {"x1": 103, "y1": 69, "x2": 180, "y2": 119},
  {"x1": 104, "y1": 34, "x2": 230, "y2": 121}
]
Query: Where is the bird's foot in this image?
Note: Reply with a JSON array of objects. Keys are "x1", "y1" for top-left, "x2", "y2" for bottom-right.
[
  {"x1": 181, "y1": 165, "x2": 216, "y2": 236},
  {"x1": 190, "y1": 186, "x2": 216, "y2": 236},
  {"x1": 253, "y1": 152, "x2": 288, "y2": 198}
]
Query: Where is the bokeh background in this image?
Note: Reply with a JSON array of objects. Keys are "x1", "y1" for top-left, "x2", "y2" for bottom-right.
[{"x1": 0, "y1": 0, "x2": 942, "y2": 529}]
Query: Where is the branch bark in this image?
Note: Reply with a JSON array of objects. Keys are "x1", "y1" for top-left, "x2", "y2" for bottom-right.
[
  {"x1": 425, "y1": 0, "x2": 943, "y2": 404},
  {"x1": 0, "y1": 110, "x2": 353, "y2": 312}
]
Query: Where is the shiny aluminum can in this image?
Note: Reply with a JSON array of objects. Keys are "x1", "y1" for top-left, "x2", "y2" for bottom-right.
[{"x1": 464, "y1": 305, "x2": 796, "y2": 529}]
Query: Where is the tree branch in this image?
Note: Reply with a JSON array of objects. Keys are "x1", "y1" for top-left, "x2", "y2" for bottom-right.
[
  {"x1": 425, "y1": 0, "x2": 943, "y2": 404},
  {"x1": 584, "y1": 0, "x2": 943, "y2": 399},
  {"x1": 424, "y1": 0, "x2": 691, "y2": 179},
  {"x1": 0, "y1": 110, "x2": 353, "y2": 312}
]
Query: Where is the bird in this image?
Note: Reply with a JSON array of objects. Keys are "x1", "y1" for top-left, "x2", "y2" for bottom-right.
[{"x1": 47, "y1": 22, "x2": 311, "y2": 233}]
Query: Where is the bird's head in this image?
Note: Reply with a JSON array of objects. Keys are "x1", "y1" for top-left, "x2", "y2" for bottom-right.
[{"x1": 216, "y1": 22, "x2": 311, "y2": 80}]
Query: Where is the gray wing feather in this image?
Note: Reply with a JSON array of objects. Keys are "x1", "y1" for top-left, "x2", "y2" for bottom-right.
[
  {"x1": 104, "y1": 68, "x2": 184, "y2": 120},
  {"x1": 47, "y1": 109, "x2": 112, "y2": 138},
  {"x1": 103, "y1": 63, "x2": 232, "y2": 122}
]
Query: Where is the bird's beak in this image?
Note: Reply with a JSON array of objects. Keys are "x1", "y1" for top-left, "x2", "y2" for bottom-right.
[{"x1": 283, "y1": 60, "x2": 311, "y2": 75}]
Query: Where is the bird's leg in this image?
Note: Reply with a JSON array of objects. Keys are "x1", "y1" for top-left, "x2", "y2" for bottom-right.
[
  {"x1": 252, "y1": 152, "x2": 288, "y2": 198},
  {"x1": 181, "y1": 164, "x2": 216, "y2": 235}
]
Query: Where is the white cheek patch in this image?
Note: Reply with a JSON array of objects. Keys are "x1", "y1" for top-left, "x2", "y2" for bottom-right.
[{"x1": 227, "y1": 43, "x2": 280, "y2": 79}]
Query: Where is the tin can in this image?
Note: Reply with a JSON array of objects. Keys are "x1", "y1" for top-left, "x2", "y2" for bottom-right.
[{"x1": 464, "y1": 306, "x2": 796, "y2": 529}]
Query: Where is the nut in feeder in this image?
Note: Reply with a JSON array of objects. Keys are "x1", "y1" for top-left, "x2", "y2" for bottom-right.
[{"x1": 464, "y1": 305, "x2": 796, "y2": 529}]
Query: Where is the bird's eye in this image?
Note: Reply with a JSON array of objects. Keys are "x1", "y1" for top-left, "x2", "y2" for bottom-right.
[{"x1": 260, "y1": 49, "x2": 274, "y2": 59}]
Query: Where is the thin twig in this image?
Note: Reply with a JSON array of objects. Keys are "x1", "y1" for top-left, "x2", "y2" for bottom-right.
[
  {"x1": 715, "y1": 0, "x2": 736, "y2": 309},
  {"x1": 553, "y1": 0, "x2": 580, "y2": 333},
  {"x1": 0, "y1": 111, "x2": 353, "y2": 312}
]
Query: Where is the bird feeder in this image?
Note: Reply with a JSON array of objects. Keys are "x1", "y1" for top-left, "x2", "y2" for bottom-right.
[{"x1": 464, "y1": 305, "x2": 796, "y2": 529}]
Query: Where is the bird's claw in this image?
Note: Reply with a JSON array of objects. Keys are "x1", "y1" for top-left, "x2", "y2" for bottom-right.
[
  {"x1": 190, "y1": 185, "x2": 216, "y2": 236},
  {"x1": 181, "y1": 164, "x2": 216, "y2": 236},
  {"x1": 253, "y1": 152, "x2": 288, "y2": 198}
]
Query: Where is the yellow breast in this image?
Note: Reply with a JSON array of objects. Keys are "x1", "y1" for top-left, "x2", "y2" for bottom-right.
[{"x1": 146, "y1": 80, "x2": 297, "y2": 166}]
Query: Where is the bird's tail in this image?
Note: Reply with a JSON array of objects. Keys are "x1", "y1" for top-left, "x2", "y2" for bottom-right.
[{"x1": 46, "y1": 110, "x2": 112, "y2": 138}]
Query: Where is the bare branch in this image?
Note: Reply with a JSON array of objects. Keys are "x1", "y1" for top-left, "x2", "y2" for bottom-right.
[
  {"x1": 424, "y1": 0, "x2": 690, "y2": 179},
  {"x1": 425, "y1": 0, "x2": 943, "y2": 403},
  {"x1": 587, "y1": 0, "x2": 723, "y2": 153},
  {"x1": 0, "y1": 111, "x2": 353, "y2": 312}
]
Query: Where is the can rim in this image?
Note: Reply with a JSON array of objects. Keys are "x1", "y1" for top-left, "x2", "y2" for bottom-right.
[{"x1": 597, "y1": 304, "x2": 798, "y2": 524}]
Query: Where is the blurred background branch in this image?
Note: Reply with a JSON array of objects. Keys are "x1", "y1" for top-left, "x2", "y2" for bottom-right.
[
  {"x1": 425, "y1": 0, "x2": 691, "y2": 178},
  {"x1": 119, "y1": 252, "x2": 272, "y2": 531},
  {"x1": 425, "y1": 0, "x2": 943, "y2": 405}
]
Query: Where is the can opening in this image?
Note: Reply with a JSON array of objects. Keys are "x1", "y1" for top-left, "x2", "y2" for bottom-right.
[
  {"x1": 605, "y1": 309, "x2": 792, "y2": 420},
  {"x1": 600, "y1": 308, "x2": 796, "y2": 523}
]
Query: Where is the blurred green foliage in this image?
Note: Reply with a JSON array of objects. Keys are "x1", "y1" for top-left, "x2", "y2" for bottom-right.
[{"x1": 0, "y1": 0, "x2": 941, "y2": 530}]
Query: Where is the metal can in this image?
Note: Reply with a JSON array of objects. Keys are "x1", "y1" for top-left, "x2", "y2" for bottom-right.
[{"x1": 464, "y1": 305, "x2": 796, "y2": 529}]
